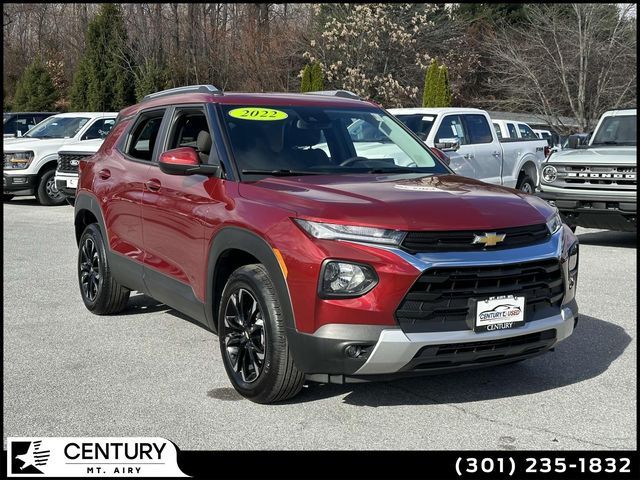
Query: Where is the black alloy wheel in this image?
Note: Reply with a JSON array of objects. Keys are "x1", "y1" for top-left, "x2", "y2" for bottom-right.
[
  {"x1": 222, "y1": 288, "x2": 267, "y2": 384},
  {"x1": 79, "y1": 236, "x2": 102, "y2": 303}
]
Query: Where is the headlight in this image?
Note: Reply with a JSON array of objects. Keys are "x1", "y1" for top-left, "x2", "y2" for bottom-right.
[
  {"x1": 319, "y1": 261, "x2": 378, "y2": 298},
  {"x1": 542, "y1": 165, "x2": 557, "y2": 183},
  {"x1": 295, "y1": 219, "x2": 406, "y2": 245},
  {"x1": 568, "y1": 243, "x2": 579, "y2": 271},
  {"x1": 546, "y1": 211, "x2": 563, "y2": 234},
  {"x1": 4, "y1": 151, "x2": 35, "y2": 169}
]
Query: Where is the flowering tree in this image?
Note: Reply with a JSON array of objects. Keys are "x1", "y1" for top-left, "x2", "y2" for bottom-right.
[{"x1": 303, "y1": 3, "x2": 456, "y2": 107}]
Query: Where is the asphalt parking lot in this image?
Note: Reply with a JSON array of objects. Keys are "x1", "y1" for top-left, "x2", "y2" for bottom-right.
[{"x1": 3, "y1": 197, "x2": 636, "y2": 450}]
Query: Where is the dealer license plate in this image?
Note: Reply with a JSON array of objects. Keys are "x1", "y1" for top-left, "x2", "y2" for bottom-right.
[
  {"x1": 474, "y1": 295, "x2": 525, "y2": 332},
  {"x1": 68, "y1": 178, "x2": 78, "y2": 188}
]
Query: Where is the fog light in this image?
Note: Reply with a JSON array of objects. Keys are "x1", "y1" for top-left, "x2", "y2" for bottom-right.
[
  {"x1": 344, "y1": 344, "x2": 372, "y2": 359},
  {"x1": 319, "y1": 261, "x2": 378, "y2": 298},
  {"x1": 13, "y1": 177, "x2": 27, "y2": 185}
]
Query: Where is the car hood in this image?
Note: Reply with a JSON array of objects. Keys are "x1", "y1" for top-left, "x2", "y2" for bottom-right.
[
  {"x1": 240, "y1": 173, "x2": 555, "y2": 231},
  {"x1": 549, "y1": 146, "x2": 636, "y2": 165},
  {"x1": 3, "y1": 137, "x2": 74, "y2": 151}
]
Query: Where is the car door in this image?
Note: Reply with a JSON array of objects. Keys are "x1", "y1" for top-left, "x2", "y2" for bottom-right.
[
  {"x1": 97, "y1": 109, "x2": 165, "y2": 269},
  {"x1": 461, "y1": 113, "x2": 502, "y2": 185},
  {"x1": 141, "y1": 104, "x2": 225, "y2": 315},
  {"x1": 432, "y1": 114, "x2": 476, "y2": 173}
]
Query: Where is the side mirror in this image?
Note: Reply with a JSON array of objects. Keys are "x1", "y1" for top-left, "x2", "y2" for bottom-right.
[
  {"x1": 158, "y1": 147, "x2": 220, "y2": 176},
  {"x1": 567, "y1": 134, "x2": 584, "y2": 149},
  {"x1": 430, "y1": 147, "x2": 450, "y2": 166},
  {"x1": 434, "y1": 137, "x2": 460, "y2": 152}
]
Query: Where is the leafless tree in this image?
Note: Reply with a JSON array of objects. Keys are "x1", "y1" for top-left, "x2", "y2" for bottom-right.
[{"x1": 483, "y1": 3, "x2": 636, "y2": 133}]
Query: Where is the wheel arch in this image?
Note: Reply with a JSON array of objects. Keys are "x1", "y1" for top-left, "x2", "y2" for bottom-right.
[
  {"x1": 206, "y1": 227, "x2": 294, "y2": 335},
  {"x1": 74, "y1": 192, "x2": 107, "y2": 246},
  {"x1": 518, "y1": 157, "x2": 539, "y2": 186}
]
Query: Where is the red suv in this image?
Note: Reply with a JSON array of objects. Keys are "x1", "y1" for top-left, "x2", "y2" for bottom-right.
[{"x1": 75, "y1": 85, "x2": 579, "y2": 403}]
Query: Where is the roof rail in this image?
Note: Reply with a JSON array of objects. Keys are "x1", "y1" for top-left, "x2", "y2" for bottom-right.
[
  {"x1": 142, "y1": 85, "x2": 222, "y2": 102},
  {"x1": 304, "y1": 90, "x2": 362, "y2": 101}
]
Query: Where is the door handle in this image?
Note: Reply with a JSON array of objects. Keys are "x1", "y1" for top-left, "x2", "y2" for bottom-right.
[
  {"x1": 463, "y1": 153, "x2": 474, "y2": 160},
  {"x1": 145, "y1": 179, "x2": 161, "y2": 192},
  {"x1": 98, "y1": 169, "x2": 111, "y2": 180},
  {"x1": 492, "y1": 151, "x2": 501, "y2": 157}
]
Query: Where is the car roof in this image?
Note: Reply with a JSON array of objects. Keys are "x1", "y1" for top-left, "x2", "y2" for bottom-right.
[
  {"x1": 601, "y1": 109, "x2": 636, "y2": 117},
  {"x1": 388, "y1": 107, "x2": 486, "y2": 115},
  {"x1": 119, "y1": 91, "x2": 377, "y2": 119}
]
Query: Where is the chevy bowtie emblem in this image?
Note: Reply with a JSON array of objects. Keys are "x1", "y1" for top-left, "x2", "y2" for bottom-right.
[{"x1": 472, "y1": 232, "x2": 506, "y2": 247}]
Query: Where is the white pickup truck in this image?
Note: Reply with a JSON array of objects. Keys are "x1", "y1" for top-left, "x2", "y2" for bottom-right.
[
  {"x1": 55, "y1": 138, "x2": 106, "y2": 206},
  {"x1": 389, "y1": 107, "x2": 549, "y2": 193},
  {"x1": 3, "y1": 112, "x2": 116, "y2": 205}
]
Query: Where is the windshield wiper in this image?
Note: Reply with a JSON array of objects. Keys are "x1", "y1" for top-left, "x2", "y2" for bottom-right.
[
  {"x1": 365, "y1": 167, "x2": 419, "y2": 174},
  {"x1": 241, "y1": 169, "x2": 323, "y2": 176}
]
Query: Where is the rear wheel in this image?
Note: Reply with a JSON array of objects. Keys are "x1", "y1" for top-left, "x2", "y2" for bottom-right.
[
  {"x1": 218, "y1": 264, "x2": 304, "y2": 403},
  {"x1": 78, "y1": 224, "x2": 130, "y2": 314},
  {"x1": 516, "y1": 173, "x2": 535, "y2": 194},
  {"x1": 36, "y1": 169, "x2": 65, "y2": 206}
]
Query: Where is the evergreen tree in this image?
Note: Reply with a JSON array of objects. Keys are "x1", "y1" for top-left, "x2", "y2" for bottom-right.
[
  {"x1": 310, "y1": 62, "x2": 325, "y2": 91},
  {"x1": 422, "y1": 59, "x2": 438, "y2": 107},
  {"x1": 435, "y1": 64, "x2": 452, "y2": 107},
  {"x1": 135, "y1": 60, "x2": 169, "y2": 101},
  {"x1": 12, "y1": 58, "x2": 59, "y2": 111},
  {"x1": 300, "y1": 64, "x2": 312, "y2": 92},
  {"x1": 70, "y1": 4, "x2": 136, "y2": 111}
]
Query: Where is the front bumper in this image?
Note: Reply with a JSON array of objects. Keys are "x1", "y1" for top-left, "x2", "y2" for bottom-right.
[
  {"x1": 537, "y1": 188, "x2": 636, "y2": 231},
  {"x1": 289, "y1": 227, "x2": 580, "y2": 382},
  {"x1": 3, "y1": 172, "x2": 37, "y2": 195},
  {"x1": 54, "y1": 171, "x2": 78, "y2": 198}
]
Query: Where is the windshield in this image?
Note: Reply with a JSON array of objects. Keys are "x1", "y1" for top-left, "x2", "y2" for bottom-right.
[
  {"x1": 591, "y1": 115, "x2": 636, "y2": 146},
  {"x1": 394, "y1": 114, "x2": 437, "y2": 142},
  {"x1": 24, "y1": 116, "x2": 90, "y2": 139},
  {"x1": 220, "y1": 105, "x2": 447, "y2": 178}
]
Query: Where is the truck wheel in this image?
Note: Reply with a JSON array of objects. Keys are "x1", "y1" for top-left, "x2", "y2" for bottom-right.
[
  {"x1": 218, "y1": 264, "x2": 304, "y2": 403},
  {"x1": 78, "y1": 224, "x2": 130, "y2": 314},
  {"x1": 36, "y1": 169, "x2": 66, "y2": 206},
  {"x1": 3, "y1": 195, "x2": 13, "y2": 202},
  {"x1": 516, "y1": 174, "x2": 535, "y2": 194}
]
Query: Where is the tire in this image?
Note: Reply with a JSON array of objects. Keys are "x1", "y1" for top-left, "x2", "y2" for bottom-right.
[
  {"x1": 65, "y1": 197, "x2": 76, "y2": 207},
  {"x1": 36, "y1": 169, "x2": 66, "y2": 206},
  {"x1": 78, "y1": 223, "x2": 130, "y2": 314},
  {"x1": 3, "y1": 195, "x2": 13, "y2": 202},
  {"x1": 218, "y1": 264, "x2": 304, "y2": 403},
  {"x1": 516, "y1": 173, "x2": 535, "y2": 194}
]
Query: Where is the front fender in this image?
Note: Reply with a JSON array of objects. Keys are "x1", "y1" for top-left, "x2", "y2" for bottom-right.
[{"x1": 205, "y1": 227, "x2": 295, "y2": 334}]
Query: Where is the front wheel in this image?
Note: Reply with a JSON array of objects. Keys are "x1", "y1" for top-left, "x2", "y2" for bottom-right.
[
  {"x1": 516, "y1": 174, "x2": 535, "y2": 194},
  {"x1": 36, "y1": 169, "x2": 65, "y2": 206},
  {"x1": 218, "y1": 264, "x2": 304, "y2": 403},
  {"x1": 78, "y1": 224, "x2": 130, "y2": 314}
]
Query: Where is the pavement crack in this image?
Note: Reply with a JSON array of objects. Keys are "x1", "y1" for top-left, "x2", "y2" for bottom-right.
[{"x1": 383, "y1": 382, "x2": 621, "y2": 449}]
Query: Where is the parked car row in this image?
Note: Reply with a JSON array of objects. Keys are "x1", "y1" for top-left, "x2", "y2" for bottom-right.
[{"x1": 3, "y1": 112, "x2": 115, "y2": 205}]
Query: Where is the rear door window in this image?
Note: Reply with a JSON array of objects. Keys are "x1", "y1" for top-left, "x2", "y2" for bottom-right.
[
  {"x1": 125, "y1": 111, "x2": 166, "y2": 161},
  {"x1": 492, "y1": 122, "x2": 503, "y2": 139},
  {"x1": 518, "y1": 123, "x2": 537, "y2": 139},
  {"x1": 463, "y1": 114, "x2": 493, "y2": 144}
]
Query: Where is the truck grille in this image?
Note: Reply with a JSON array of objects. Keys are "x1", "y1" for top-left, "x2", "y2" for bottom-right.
[
  {"x1": 401, "y1": 224, "x2": 549, "y2": 253},
  {"x1": 553, "y1": 165, "x2": 636, "y2": 190},
  {"x1": 395, "y1": 259, "x2": 564, "y2": 333},
  {"x1": 57, "y1": 153, "x2": 91, "y2": 173}
]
